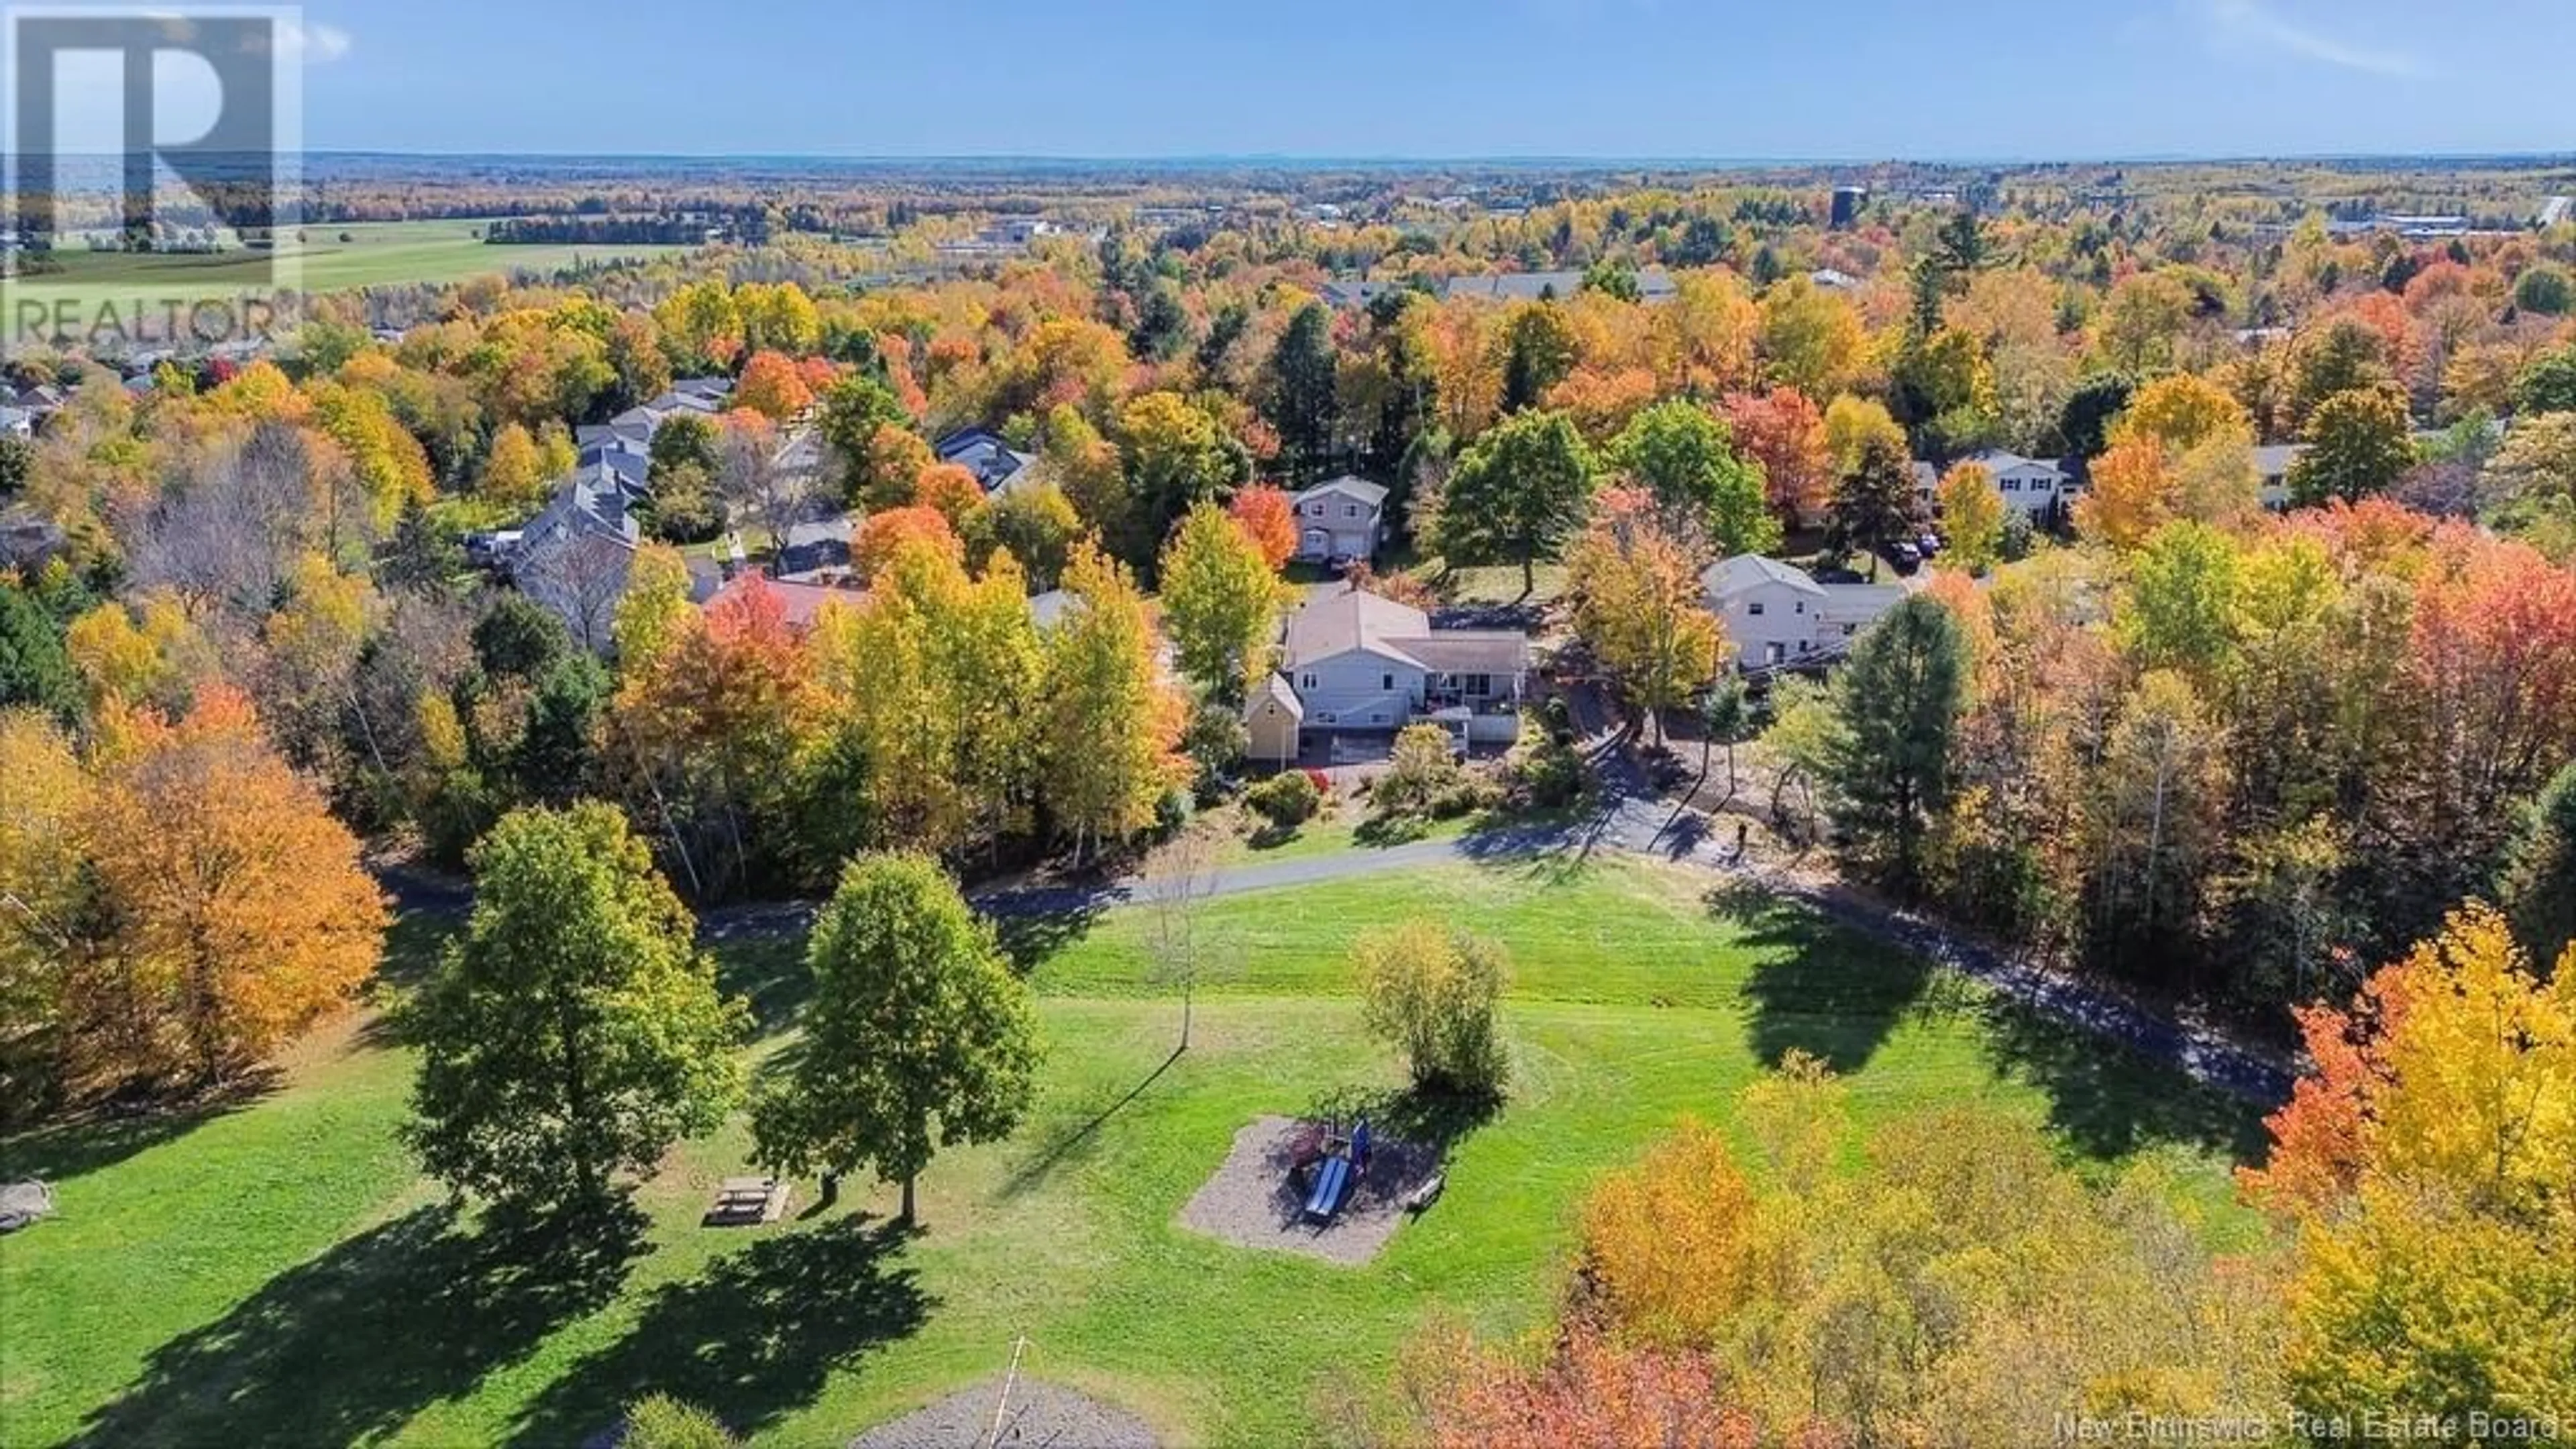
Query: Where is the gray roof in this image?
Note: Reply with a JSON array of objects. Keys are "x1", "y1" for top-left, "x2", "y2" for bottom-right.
[
  {"x1": 1246, "y1": 671, "x2": 1305, "y2": 722},
  {"x1": 1964, "y1": 449, "x2": 2068, "y2": 480},
  {"x1": 1283, "y1": 586, "x2": 1431, "y2": 665},
  {"x1": 1701, "y1": 553, "x2": 1828, "y2": 601},
  {"x1": 2253, "y1": 443, "x2": 2304, "y2": 478},
  {"x1": 1384, "y1": 633, "x2": 1529, "y2": 675},
  {"x1": 1028, "y1": 588, "x2": 1077, "y2": 632},
  {"x1": 1293, "y1": 476, "x2": 1390, "y2": 508},
  {"x1": 519, "y1": 464, "x2": 643, "y2": 558},
  {"x1": 1280, "y1": 585, "x2": 1529, "y2": 676},
  {"x1": 933, "y1": 427, "x2": 1036, "y2": 494}
]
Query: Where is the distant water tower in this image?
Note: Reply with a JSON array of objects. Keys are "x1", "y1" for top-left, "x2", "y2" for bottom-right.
[{"x1": 1830, "y1": 186, "x2": 1868, "y2": 230}]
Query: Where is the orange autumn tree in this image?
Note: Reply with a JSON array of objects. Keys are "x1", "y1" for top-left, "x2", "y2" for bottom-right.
[
  {"x1": 855, "y1": 505, "x2": 963, "y2": 580},
  {"x1": 2072, "y1": 434, "x2": 2173, "y2": 552},
  {"x1": 2243, "y1": 903, "x2": 2576, "y2": 1221},
  {"x1": 1228, "y1": 484, "x2": 1299, "y2": 571},
  {"x1": 858, "y1": 422, "x2": 936, "y2": 511},
  {"x1": 1394, "y1": 1323, "x2": 1758, "y2": 1449},
  {"x1": 733, "y1": 350, "x2": 815, "y2": 421},
  {"x1": 912, "y1": 462, "x2": 987, "y2": 528},
  {"x1": 1578, "y1": 1118, "x2": 1796, "y2": 1346},
  {"x1": 1720, "y1": 387, "x2": 1832, "y2": 531},
  {"x1": 81, "y1": 686, "x2": 387, "y2": 1084},
  {"x1": 608, "y1": 576, "x2": 821, "y2": 900}
]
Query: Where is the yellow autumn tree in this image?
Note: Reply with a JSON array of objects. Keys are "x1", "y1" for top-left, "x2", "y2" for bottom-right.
[
  {"x1": 1579, "y1": 1118, "x2": 1798, "y2": 1349},
  {"x1": 2112, "y1": 372, "x2": 2252, "y2": 453},
  {"x1": 480, "y1": 421, "x2": 551, "y2": 513},
  {"x1": 1935, "y1": 461, "x2": 2008, "y2": 574},
  {"x1": 2243, "y1": 904, "x2": 2576, "y2": 1419}
]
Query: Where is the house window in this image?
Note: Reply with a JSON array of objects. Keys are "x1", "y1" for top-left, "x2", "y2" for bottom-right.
[
  {"x1": 1369, "y1": 712, "x2": 1386, "y2": 724},
  {"x1": 1318, "y1": 712, "x2": 1338, "y2": 724},
  {"x1": 1843, "y1": 623, "x2": 1858, "y2": 636},
  {"x1": 1462, "y1": 673, "x2": 1491, "y2": 697},
  {"x1": 2001, "y1": 478, "x2": 2022, "y2": 491},
  {"x1": 1344, "y1": 504, "x2": 1358, "y2": 519},
  {"x1": 1381, "y1": 674, "x2": 1394, "y2": 690},
  {"x1": 1748, "y1": 600, "x2": 1766, "y2": 616},
  {"x1": 1301, "y1": 674, "x2": 1317, "y2": 690},
  {"x1": 1794, "y1": 600, "x2": 1806, "y2": 615}
]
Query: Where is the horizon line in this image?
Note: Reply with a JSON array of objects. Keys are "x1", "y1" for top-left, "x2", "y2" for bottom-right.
[{"x1": 270, "y1": 147, "x2": 2576, "y2": 168}]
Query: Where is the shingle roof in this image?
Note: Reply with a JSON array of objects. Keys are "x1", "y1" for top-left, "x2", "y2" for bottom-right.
[
  {"x1": 704, "y1": 573, "x2": 859, "y2": 633},
  {"x1": 1282, "y1": 586, "x2": 1432, "y2": 665},
  {"x1": 1966, "y1": 449, "x2": 2068, "y2": 480},
  {"x1": 1246, "y1": 671, "x2": 1305, "y2": 722},
  {"x1": 1293, "y1": 476, "x2": 1390, "y2": 508},
  {"x1": 1383, "y1": 633, "x2": 1528, "y2": 674},
  {"x1": 933, "y1": 427, "x2": 1035, "y2": 494},
  {"x1": 1701, "y1": 553, "x2": 1828, "y2": 601},
  {"x1": 2253, "y1": 444, "x2": 2304, "y2": 477}
]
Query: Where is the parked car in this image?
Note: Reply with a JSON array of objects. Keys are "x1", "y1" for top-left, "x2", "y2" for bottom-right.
[
  {"x1": 1888, "y1": 541, "x2": 1923, "y2": 572},
  {"x1": 1918, "y1": 531, "x2": 1943, "y2": 556}
]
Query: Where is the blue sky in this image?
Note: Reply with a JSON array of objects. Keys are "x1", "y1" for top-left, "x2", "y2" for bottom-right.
[{"x1": 290, "y1": 0, "x2": 2574, "y2": 158}]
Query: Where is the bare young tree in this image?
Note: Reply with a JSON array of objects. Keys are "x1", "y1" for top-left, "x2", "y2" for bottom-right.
[
  {"x1": 716, "y1": 417, "x2": 824, "y2": 570},
  {"x1": 1143, "y1": 826, "x2": 1222, "y2": 1056},
  {"x1": 126, "y1": 422, "x2": 339, "y2": 621},
  {"x1": 518, "y1": 529, "x2": 632, "y2": 653}
]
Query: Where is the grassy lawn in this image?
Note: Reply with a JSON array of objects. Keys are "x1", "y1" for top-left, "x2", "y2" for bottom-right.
[
  {"x1": 9, "y1": 220, "x2": 690, "y2": 310},
  {"x1": 1421, "y1": 561, "x2": 1568, "y2": 608},
  {"x1": 1203, "y1": 804, "x2": 1478, "y2": 867},
  {"x1": 0, "y1": 857, "x2": 2265, "y2": 1448}
]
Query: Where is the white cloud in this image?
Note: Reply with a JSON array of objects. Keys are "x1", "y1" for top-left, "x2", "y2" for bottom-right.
[
  {"x1": 2200, "y1": 0, "x2": 2418, "y2": 76},
  {"x1": 249, "y1": 19, "x2": 352, "y2": 64}
]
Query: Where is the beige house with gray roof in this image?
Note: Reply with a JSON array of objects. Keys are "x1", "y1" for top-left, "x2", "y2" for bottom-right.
[{"x1": 1249, "y1": 586, "x2": 1529, "y2": 755}]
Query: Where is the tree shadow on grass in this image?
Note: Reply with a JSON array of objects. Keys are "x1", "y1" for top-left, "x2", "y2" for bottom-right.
[
  {"x1": 1978, "y1": 998, "x2": 2271, "y2": 1167},
  {"x1": 71, "y1": 1201, "x2": 647, "y2": 1448},
  {"x1": 988, "y1": 894, "x2": 1113, "y2": 975},
  {"x1": 714, "y1": 935, "x2": 818, "y2": 1038},
  {"x1": 994, "y1": 1045, "x2": 1183, "y2": 1202},
  {"x1": 504, "y1": 1214, "x2": 928, "y2": 1448},
  {"x1": 1352, "y1": 812, "x2": 1432, "y2": 849},
  {"x1": 1710, "y1": 881, "x2": 1937, "y2": 1076},
  {"x1": 1300, "y1": 1081, "x2": 1503, "y2": 1161},
  {"x1": 0, "y1": 1071, "x2": 280, "y2": 1185}
]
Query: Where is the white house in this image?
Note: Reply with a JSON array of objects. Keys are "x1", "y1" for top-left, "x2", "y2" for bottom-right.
[
  {"x1": 1920, "y1": 450, "x2": 2080, "y2": 520},
  {"x1": 1701, "y1": 554, "x2": 1906, "y2": 670},
  {"x1": 1250, "y1": 586, "x2": 1528, "y2": 759},
  {"x1": 1289, "y1": 476, "x2": 1389, "y2": 564},
  {"x1": 2254, "y1": 443, "x2": 2304, "y2": 511}
]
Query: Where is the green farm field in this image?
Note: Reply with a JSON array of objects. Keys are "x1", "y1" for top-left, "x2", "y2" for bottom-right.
[
  {"x1": 7, "y1": 219, "x2": 688, "y2": 311},
  {"x1": 0, "y1": 857, "x2": 2266, "y2": 1447}
]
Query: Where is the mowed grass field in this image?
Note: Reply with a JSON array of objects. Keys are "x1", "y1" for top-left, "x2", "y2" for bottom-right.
[
  {"x1": 7, "y1": 219, "x2": 689, "y2": 310},
  {"x1": 0, "y1": 857, "x2": 2267, "y2": 1448}
]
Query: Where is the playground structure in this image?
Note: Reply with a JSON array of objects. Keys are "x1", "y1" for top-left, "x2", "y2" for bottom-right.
[{"x1": 1289, "y1": 1120, "x2": 1371, "y2": 1225}]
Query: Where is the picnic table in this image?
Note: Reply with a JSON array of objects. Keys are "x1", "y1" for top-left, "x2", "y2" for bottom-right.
[{"x1": 704, "y1": 1175, "x2": 790, "y2": 1227}]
